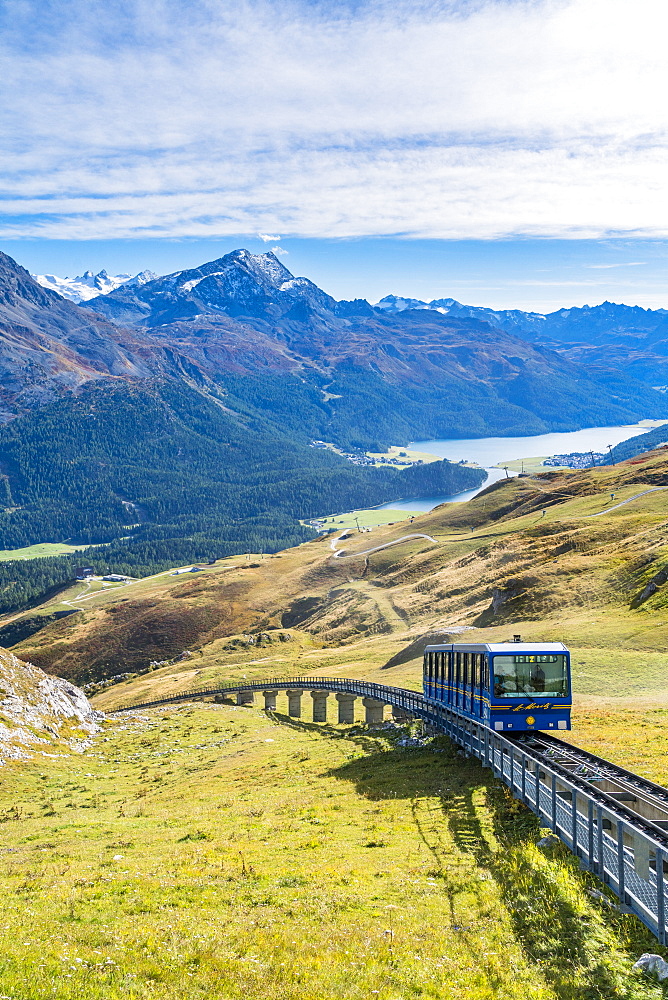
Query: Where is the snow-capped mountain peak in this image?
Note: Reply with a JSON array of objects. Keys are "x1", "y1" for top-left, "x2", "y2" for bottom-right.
[
  {"x1": 229, "y1": 249, "x2": 294, "y2": 288},
  {"x1": 33, "y1": 268, "x2": 157, "y2": 304},
  {"x1": 374, "y1": 294, "x2": 431, "y2": 312}
]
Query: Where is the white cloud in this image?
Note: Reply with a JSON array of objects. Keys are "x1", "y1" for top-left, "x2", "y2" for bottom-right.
[
  {"x1": 586, "y1": 261, "x2": 646, "y2": 269},
  {"x1": 0, "y1": 0, "x2": 666, "y2": 240},
  {"x1": 272, "y1": 245, "x2": 288, "y2": 255}
]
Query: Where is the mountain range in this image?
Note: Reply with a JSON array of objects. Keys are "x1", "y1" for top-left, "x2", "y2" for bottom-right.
[
  {"x1": 0, "y1": 245, "x2": 665, "y2": 607},
  {"x1": 36, "y1": 259, "x2": 668, "y2": 390},
  {"x1": 374, "y1": 294, "x2": 668, "y2": 385},
  {"x1": 33, "y1": 268, "x2": 157, "y2": 303},
  {"x1": 2, "y1": 247, "x2": 662, "y2": 439}
]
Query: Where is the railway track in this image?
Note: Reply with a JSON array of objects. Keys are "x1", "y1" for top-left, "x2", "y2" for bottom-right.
[{"x1": 514, "y1": 732, "x2": 668, "y2": 843}]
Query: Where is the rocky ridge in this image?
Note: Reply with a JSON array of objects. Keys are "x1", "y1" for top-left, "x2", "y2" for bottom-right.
[{"x1": 0, "y1": 647, "x2": 102, "y2": 764}]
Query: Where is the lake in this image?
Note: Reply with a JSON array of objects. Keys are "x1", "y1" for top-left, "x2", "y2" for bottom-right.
[{"x1": 377, "y1": 420, "x2": 668, "y2": 512}]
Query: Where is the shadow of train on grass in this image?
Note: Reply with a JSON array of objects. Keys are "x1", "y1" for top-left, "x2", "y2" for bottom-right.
[{"x1": 270, "y1": 713, "x2": 664, "y2": 1000}]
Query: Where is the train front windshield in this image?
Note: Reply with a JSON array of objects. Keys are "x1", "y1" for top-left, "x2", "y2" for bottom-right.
[{"x1": 492, "y1": 653, "x2": 569, "y2": 698}]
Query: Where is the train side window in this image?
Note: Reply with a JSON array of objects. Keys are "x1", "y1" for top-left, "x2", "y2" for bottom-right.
[{"x1": 437, "y1": 651, "x2": 443, "y2": 683}]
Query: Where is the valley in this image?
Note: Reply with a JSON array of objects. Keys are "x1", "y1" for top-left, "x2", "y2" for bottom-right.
[
  {"x1": 2, "y1": 435, "x2": 668, "y2": 996},
  {"x1": 0, "y1": 246, "x2": 664, "y2": 611},
  {"x1": 2, "y1": 444, "x2": 666, "y2": 782}
]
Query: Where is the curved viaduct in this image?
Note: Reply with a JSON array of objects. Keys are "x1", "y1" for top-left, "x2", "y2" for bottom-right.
[{"x1": 117, "y1": 676, "x2": 431, "y2": 726}]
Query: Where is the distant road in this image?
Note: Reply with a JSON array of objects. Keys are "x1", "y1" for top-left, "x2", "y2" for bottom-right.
[
  {"x1": 586, "y1": 486, "x2": 668, "y2": 518},
  {"x1": 330, "y1": 531, "x2": 438, "y2": 560}
]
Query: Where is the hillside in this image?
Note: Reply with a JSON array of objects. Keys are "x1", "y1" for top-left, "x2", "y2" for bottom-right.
[
  {"x1": 0, "y1": 252, "x2": 172, "y2": 419},
  {"x1": 0, "y1": 646, "x2": 100, "y2": 764},
  {"x1": 1, "y1": 443, "x2": 667, "y2": 998},
  {"x1": 7, "y1": 445, "x2": 668, "y2": 715},
  {"x1": 0, "y1": 697, "x2": 657, "y2": 1000},
  {"x1": 376, "y1": 294, "x2": 668, "y2": 387}
]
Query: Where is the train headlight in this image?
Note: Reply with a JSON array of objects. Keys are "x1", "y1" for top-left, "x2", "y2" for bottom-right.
[{"x1": 526, "y1": 715, "x2": 535, "y2": 725}]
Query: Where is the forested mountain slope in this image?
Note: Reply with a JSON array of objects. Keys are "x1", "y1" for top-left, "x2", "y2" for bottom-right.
[
  {"x1": 0, "y1": 247, "x2": 665, "y2": 618},
  {"x1": 87, "y1": 250, "x2": 668, "y2": 448},
  {"x1": 0, "y1": 377, "x2": 484, "y2": 608}
]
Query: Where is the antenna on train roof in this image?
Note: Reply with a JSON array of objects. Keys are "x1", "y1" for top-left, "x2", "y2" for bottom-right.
[{"x1": 513, "y1": 634, "x2": 522, "y2": 642}]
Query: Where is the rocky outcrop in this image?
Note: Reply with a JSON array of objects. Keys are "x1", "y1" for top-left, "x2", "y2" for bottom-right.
[
  {"x1": 0, "y1": 647, "x2": 102, "y2": 764},
  {"x1": 630, "y1": 566, "x2": 668, "y2": 609}
]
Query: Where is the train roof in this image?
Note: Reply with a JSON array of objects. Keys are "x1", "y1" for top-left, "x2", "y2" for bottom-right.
[{"x1": 424, "y1": 642, "x2": 568, "y2": 653}]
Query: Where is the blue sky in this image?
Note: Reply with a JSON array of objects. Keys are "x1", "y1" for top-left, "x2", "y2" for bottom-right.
[{"x1": 1, "y1": 0, "x2": 667, "y2": 311}]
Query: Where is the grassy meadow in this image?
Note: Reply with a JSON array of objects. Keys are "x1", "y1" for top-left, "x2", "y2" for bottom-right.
[
  {"x1": 0, "y1": 542, "x2": 85, "y2": 562},
  {"x1": 0, "y1": 703, "x2": 663, "y2": 1000}
]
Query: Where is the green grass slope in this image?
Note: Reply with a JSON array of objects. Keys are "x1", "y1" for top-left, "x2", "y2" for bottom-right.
[{"x1": 0, "y1": 702, "x2": 660, "y2": 999}]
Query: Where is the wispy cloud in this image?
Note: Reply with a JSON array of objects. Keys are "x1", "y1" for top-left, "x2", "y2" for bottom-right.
[
  {"x1": 0, "y1": 0, "x2": 666, "y2": 241},
  {"x1": 586, "y1": 261, "x2": 646, "y2": 269}
]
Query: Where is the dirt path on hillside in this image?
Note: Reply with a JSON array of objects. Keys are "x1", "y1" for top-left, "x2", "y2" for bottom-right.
[
  {"x1": 586, "y1": 486, "x2": 668, "y2": 517},
  {"x1": 330, "y1": 531, "x2": 438, "y2": 560}
]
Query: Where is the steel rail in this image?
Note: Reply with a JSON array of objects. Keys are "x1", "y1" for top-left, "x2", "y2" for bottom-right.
[
  {"x1": 521, "y1": 731, "x2": 668, "y2": 808},
  {"x1": 114, "y1": 675, "x2": 668, "y2": 942}
]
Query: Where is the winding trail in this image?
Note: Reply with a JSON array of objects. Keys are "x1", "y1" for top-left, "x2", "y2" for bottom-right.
[
  {"x1": 585, "y1": 486, "x2": 668, "y2": 518},
  {"x1": 329, "y1": 531, "x2": 439, "y2": 560}
]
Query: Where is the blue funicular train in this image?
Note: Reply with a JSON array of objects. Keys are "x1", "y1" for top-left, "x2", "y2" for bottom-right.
[{"x1": 423, "y1": 636, "x2": 571, "y2": 732}]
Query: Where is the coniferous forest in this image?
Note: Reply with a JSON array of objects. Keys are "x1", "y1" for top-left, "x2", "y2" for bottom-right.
[{"x1": 0, "y1": 378, "x2": 485, "y2": 612}]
